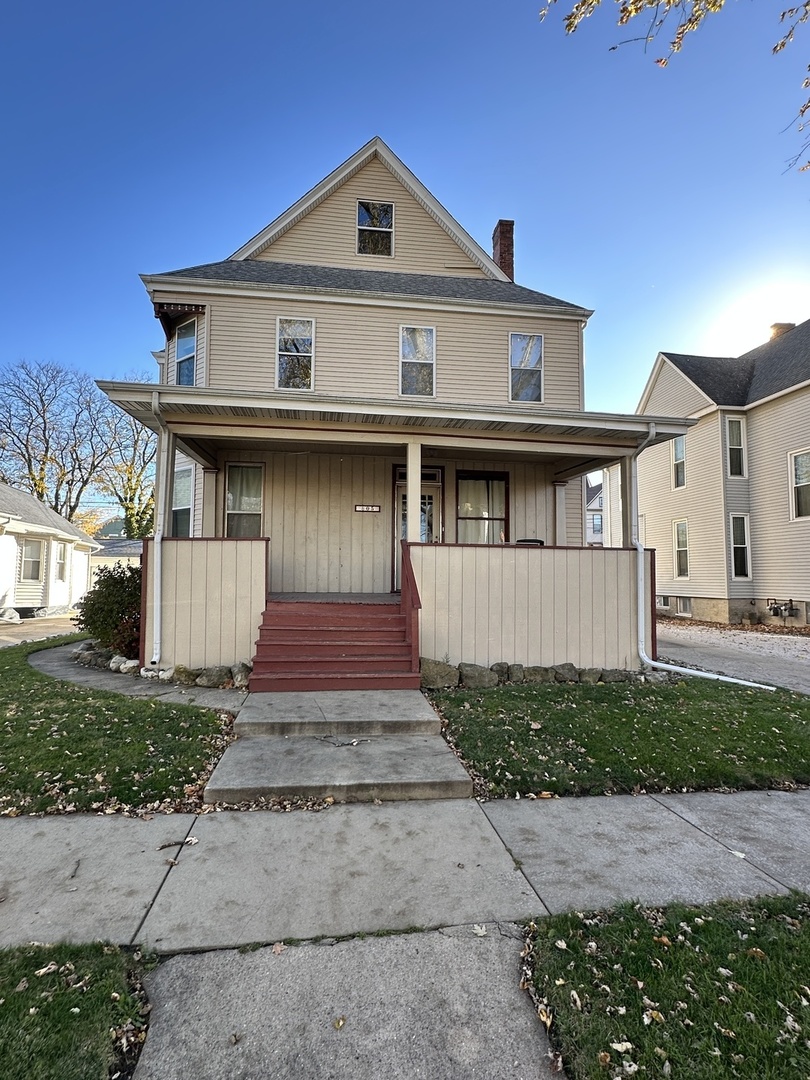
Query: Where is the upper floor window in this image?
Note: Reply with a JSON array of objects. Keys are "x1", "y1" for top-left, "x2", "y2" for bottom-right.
[
  {"x1": 226, "y1": 464, "x2": 263, "y2": 537},
  {"x1": 55, "y1": 542, "x2": 67, "y2": 582},
  {"x1": 176, "y1": 319, "x2": 196, "y2": 386},
  {"x1": 357, "y1": 201, "x2": 394, "y2": 256},
  {"x1": 592, "y1": 513, "x2": 603, "y2": 534},
  {"x1": 172, "y1": 467, "x2": 192, "y2": 537},
  {"x1": 509, "y1": 333, "x2": 543, "y2": 402},
  {"x1": 277, "y1": 318, "x2": 314, "y2": 391},
  {"x1": 727, "y1": 417, "x2": 746, "y2": 477},
  {"x1": 400, "y1": 326, "x2": 435, "y2": 396},
  {"x1": 792, "y1": 449, "x2": 810, "y2": 519},
  {"x1": 672, "y1": 436, "x2": 686, "y2": 489},
  {"x1": 674, "y1": 520, "x2": 689, "y2": 578},
  {"x1": 21, "y1": 538, "x2": 43, "y2": 582}
]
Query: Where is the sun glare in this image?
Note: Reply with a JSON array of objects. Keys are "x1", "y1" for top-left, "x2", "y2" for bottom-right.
[{"x1": 697, "y1": 280, "x2": 810, "y2": 357}]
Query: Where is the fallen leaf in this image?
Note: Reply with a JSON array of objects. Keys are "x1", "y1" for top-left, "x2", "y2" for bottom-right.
[
  {"x1": 598, "y1": 1051, "x2": 611, "y2": 1066},
  {"x1": 229, "y1": 1032, "x2": 241, "y2": 1045},
  {"x1": 34, "y1": 962, "x2": 58, "y2": 977},
  {"x1": 610, "y1": 1041, "x2": 633, "y2": 1053},
  {"x1": 472, "y1": 924, "x2": 487, "y2": 937},
  {"x1": 164, "y1": 858, "x2": 178, "y2": 867},
  {"x1": 272, "y1": 942, "x2": 287, "y2": 956},
  {"x1": 333, "y1": 1016, "x2": 346, "y2": 1030},
  {"x1": 555, "y1": 940, "x2": 568, "y2": 950},
  {"x1": 15, "y1": 979, "x2": 29, "y2": 992},
  {"x1": 184, "y1": 836, "x2": 198, "y2": 846}
]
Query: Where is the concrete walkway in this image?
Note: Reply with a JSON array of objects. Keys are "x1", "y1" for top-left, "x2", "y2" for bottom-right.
[{"x1": 8, "y1": 639, "x2": 810, "y2": 1079}]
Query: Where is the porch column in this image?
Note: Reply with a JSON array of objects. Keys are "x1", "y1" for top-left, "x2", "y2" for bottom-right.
[
  {"x1": 405, "y1": 439, "x2": 422, "y2": 543},
  {"x1": 201, "y1": 468, "x2": 217, "y2": 536},
  {"x1": 620, "y1": 456, "x2": 633, "y2": 547},
  {"x1": 155, "y1": 429, "x2": 177, "y2": 537},
  {"x1": 553, "y1": 481, "x2": 567, "y2": 546}
]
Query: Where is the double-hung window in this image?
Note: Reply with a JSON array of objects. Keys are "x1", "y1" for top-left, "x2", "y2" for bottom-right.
[
  {"x1": 226, "y1": 465, "x2": 263, "y2": 537},
  {"x1": 277, "y1": 318, "x2": 314, "y2": 391},
  {"x1": 55, "y1": 542, "x2": 67, "y2": 582},
  {"x1": 672, "y1": 436, "x2": 686, "y2": 488},
  {"x1": 21, "y1": 539, "x2": 43, "y2": 582},
  {"x1": 357, "y1": 201, "x2": 393, "y2": 256},
  {"x1": 400, "y1": 326, "x2": 435, "y2": 396},
  {"x1": 791, "y1": 449, "x2": 810, "y2": 519},
  {"x1": 674, "y1": 520, "x2": 689, "y2": 578},
  {"x1": 172, "y1": 467, "x2": 192, "y2": 537},
  {"x1": 727, "y1": 417, "x2": 746, "y2": 477},
  {"x1": 592, "y1": 513, "x2": 603, "y2": 535},
  {"x1": 175, "y1": 319, "x2": 196, "y2": 386},
  {"x1": 509, "y1": 333, "x2": 543, "y2": 402},
  {"x1": 730, "y1": 514, "x2": 751, "y2": 578}
]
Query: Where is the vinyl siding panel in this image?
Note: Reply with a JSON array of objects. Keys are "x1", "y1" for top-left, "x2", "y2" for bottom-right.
[
  {"x1": 746, "y1": 390, "x2": 810, "y2": 601},
  {"x1": 202, "y1": 292, "x2": 583, "y2": 410},
  {"x1": 254, "y1": 158, "x2": 486, "y2": 277},
  {"x1": 642, "y1": 360, "x2": 712, "y2": 417},
  {"x1": 637, "y1": 412, "x2": 727, "y2": 597}
]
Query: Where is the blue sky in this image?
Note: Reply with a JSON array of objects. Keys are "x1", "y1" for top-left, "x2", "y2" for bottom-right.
[{"x1": 1, "y1": 0, "x2": 808, "y2": 414}]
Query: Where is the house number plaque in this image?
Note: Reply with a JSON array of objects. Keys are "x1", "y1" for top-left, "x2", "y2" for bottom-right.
[{"x1": 355, "y1": 505, "x2": 380, "y2": 513}]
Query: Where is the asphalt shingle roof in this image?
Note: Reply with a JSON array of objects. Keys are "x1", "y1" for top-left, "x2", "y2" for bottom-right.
[
  {"x1": 662, "y1": 318, "x2": 810, "y2": 406},
  {"x1": 153, "y1": 259, "x2": 587, "y2": 312},
  {"x1": 0, "y1": 482, "x2": 97, "y2": 544}
]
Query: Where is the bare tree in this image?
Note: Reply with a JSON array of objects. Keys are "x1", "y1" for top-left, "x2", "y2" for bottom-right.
[{"x1": 94, "y1": 413, "x2": 156, "y2": 538}]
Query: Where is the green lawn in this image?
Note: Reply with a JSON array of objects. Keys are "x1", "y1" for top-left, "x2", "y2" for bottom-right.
[
  {"x1": 0, "y1": 942, "x2": 149, "y2": 1080},
  {"x1": 0, "y1": 637, "x2": 233, "y2": 815},
  {"x1": 429, "y1": 681, "x2": 810, "y2": 797},
  {"x1": 531, "y1": 894, "x2": 810, "y2": 1079}
]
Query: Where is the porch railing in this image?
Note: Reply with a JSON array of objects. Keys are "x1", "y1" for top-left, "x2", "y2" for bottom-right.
[{"x1": 399, "y1": 540, "x2": 422, "y2": 673}]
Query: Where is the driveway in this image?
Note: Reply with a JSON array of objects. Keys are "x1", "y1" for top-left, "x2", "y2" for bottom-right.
[
  {"x1": 656, "y1": 620, "x2": 810, "y2": 695},
  {"x1": 0, "y1": 613, "x2": 79, "y2": 648}
]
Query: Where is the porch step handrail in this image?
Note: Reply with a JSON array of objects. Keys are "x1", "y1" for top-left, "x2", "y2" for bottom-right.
[{"x1": 400, "y1": 540, "x2": 421, "y2": 673}]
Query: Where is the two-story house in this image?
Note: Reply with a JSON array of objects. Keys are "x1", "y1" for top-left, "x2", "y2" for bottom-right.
[
  {"x1": 635, "y1": 319, "x2": 810, "y2": 624},
  {"x1": 100, "y1": 138, "x2": 688, "y2": 688}
]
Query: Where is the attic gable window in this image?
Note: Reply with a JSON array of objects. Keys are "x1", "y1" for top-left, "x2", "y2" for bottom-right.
[
  {"x1": 357, "y1": 201, "x2": 394, "y2": 256},
  {"x1": 509, "y1": 333, "x2": 543, "y2": 402},
  {"x1": 175, "y1": 319, "x2": 196, "y2": 386},
  {"x1": 277, "y1": 317, "x2": 314, "y2": 391}
]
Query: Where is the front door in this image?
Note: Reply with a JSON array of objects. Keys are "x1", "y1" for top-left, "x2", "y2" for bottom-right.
[{"x1": 394, "y1": 470, "x2": 442, "y2": 589}]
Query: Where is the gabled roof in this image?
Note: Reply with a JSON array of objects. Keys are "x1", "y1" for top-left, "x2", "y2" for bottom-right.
[
  {"x1": 147, "y1": 259, "x2": 589, "y2": 315},
  {"x1": 229, "y1": 137, "x2": 509, "y2": 279},
  {"x1": 96, "y1": 538, "x2": 143, "y2": 558},
  {"x1": 0, "y1": 482, "x2": 97, "y2": 545},
  {"x1": 658, "y1": 318, "x2": 810, "y2": 408},
  {"x1": 585, "y1": 480, "x2": 602, "y2": 507}
]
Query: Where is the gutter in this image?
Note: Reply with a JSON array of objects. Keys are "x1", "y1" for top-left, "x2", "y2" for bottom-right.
[
  {"x1": 149, "y1": 391, "x2": 172, "y2": 668},
  {"x1": 629, "y1": 423, "x2": 776, "y2": 692}
]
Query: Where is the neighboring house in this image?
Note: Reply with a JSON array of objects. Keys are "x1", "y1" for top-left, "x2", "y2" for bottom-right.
[
  {"x1": 634, "y1": 319, "x2": 810, "y2": 624},
  {"x1": 0, "y1": 482, "x2": 98, "y2": 617},
  {"x1": 585, "y1": 480, "x2": 604, "y2": 546},
  {"x1": 98, "y1": 137, "x2": 688, "y2": 687},
  {"x1": 91, "y1": 538, "x2": 143, "y2": 582}
]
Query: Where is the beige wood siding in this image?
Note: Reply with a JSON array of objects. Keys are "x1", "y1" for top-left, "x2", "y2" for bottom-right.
[
  {"x1": 143, "y1": 539, "x2": 268, "y2": 669},
  {"x1": 165, "y1": 312, "x2": 207, "y2": 387},
  {"x1": 642, "y1": 360, "x2": 711, "y2": 417},
  {"x1": 200, "y1": 292, "x2": 583, "y2": 410},
  {"x1": 253, "y1": 158, "x2": 486, "y2": 277},
  {"x1": 411, "y1": 545, "x2": 651, "y2": 669},
  {"x1": 566, "y1": 476, "x2": 585, "y2": 546},
  {"x1": 637, "y1": 413, "x2": 727, "y2": 598},
  {"x1": 746, "y1": 391, "x2": 810, "y2": 601}
]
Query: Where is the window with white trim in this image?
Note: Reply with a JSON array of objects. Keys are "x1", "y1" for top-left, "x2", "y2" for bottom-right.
[
  {"x1": 226, "y1": 465, "x2": 263, "y2": 537},
  {"x1": 730, "y1": 514, "x2": 751, "y2": 578},
  {"x1": 592, "y1": 513, "x2": 603, "y2": 534},
  {"x1": 791, "y1": 449, "x2": 810, "y2": 519},
  {"x1": 55, "y1": 542, "x2": 67, "y2": 582},
  {"x1": 175, "y1": 319, "x2": 196, "y2": 386},
  {"x1": 277, "y1": 318, "x2": 314, "y2": 391},
  {"x1": 400, "y1": 326, "x2": 435, "y2": 396},
  {"x1": 509, "y1": 333, "x2": 543, "y2": 402},
  {"x1": 674, "y1": 520, "x2": 689, "y2": 578},
  {"x1": 172, "y1": 467, "x2": 192, "y2": 538},
  {"x1": 726, "y1": 417, "x2": 746, "y2": 477},
  {"x1": 672, "y1": 435, "x2": 686, "y2": 488},
  {"x1": 675, "y1": 596, "x2": 692, "y2": 616},
  {"x1": 21, "y1": 539, "x2": 43, "y2": 582},
  {"x1": 357, "y1": 201, "x2": 393, "y2": 256}
]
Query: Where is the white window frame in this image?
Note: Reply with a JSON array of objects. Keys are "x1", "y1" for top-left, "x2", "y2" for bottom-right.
[
  {"x1": 726, "y1": 416, "x2": 747, "y2": 478},
  {"x1": 592, "y1": 513, "x2": 603, "y2": 534},
  {"x1": 675, "y1": 596, "x2": 692, "y2": 616},
  {"x1": 672, "y1": 435, "x2": 686, "y2": 489},
  {"x1": 276, "y1": 316, "x2": 315, "y2": 392},
  {"x1": 729, "y1": 513, "x2": 751, "y2": 580},
  {"x1": 789, "y1": 448, "x2": 810, "y2": 521},
  {"x1": 673, "y1": 519, "x2": 689, "y2": 579},
  {"x1": 508, "y1": 332, "x2": 544, "y2": 403},
  {"x1": 356, "y1": 200, "x2": 395, "y2": 257},
  {"x1": 225, "y1": 463, "x2": 264, "y2": 538},
  {"x1": 55, "y1": 542, "x2": 67, "y2": 582},
  {"x1": 172, "y1": 466, "x2": 193, "y2": 538},
  {"x1": 175, "y1": 318, "x2": 197, "y2": 387},
  {"x1": 399, "y1": 325, "x2": 436, "y2": 398},
  {"x1": 21, "y1": 538, "x2": 43, "y2": 582}
]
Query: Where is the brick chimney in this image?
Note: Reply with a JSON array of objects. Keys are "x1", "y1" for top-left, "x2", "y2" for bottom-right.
[
  {"x1": 492, "y1": 219, "x2": 514, "y2": 281},
  {"x1": 770, "y1": 322, "x2": 796, "y2": 340}
]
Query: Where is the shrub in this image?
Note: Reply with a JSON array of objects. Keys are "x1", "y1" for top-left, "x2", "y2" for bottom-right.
[{"x1": 76, "y1": 564, "x2": 142, "y2": 658}]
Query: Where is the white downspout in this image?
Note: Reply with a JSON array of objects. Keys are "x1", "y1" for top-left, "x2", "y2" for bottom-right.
[
  {"x1": 150, "y1": 392, "x2": 171, "y2": 667},
  {"x1": 629, "y1": 424, "x2": 775, "y2": 692}
]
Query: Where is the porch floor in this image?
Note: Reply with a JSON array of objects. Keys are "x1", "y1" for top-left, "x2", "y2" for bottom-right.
[{"x1": 271, "y1": 592, "x2": 398, "y2": 604}]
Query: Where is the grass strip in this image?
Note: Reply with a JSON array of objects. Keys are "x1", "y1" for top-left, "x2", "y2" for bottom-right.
[
  {"x1": 0, "y1": 637, "x2": 233, "y2": 815},
  {"x1": 530, "y1": 894, "x2": 810, "y2": 1079},
  {"x1": 0, "y1": 941, "x2": 150, "y2": 1080},
  {"x1": 429, "y1": 681, "x2": 810, "y2": 797}
]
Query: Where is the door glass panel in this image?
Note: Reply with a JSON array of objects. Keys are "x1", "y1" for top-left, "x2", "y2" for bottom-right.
[{"x1": 401, "y1": 494, "x2": 435, "y2": 543}]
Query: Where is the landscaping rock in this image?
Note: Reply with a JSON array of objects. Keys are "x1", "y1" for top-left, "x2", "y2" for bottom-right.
[
  {"x1": 195, "y1": 665, "x2": 233, "y2": 688},
  {"x1": 458, "y1": 663, "x2": 498, "y2": 689},
  {"x1": 601, "y1": 668, "x2": 629, "y2": 683},
  {"x1": 507, "y1": 663, "x2": 525, "y2": 684},
  {"x1": 524, "y1": 666, "x2": 555, "y2": 684},
  {"x1": 119, "y1": 659, "x2": 140, "y2": 675},
  {"x1": 140, "y1": 667, "x2": 159, "y2": 680},
  {"x1": 578, "y1": 668, "x2": 602, "y2": 684},
  {"x1": 109, "y1": 655, "x2": 128, "y2": 673},
  {"x1": 420, "y1": 657, "x2": 459, "y2": 689},
  {"x1": 490, "y1": 662, "x2": 509, "y2": 683},
  {"x1": 231, "y1": 662, "x2": 252, "y2": 690},
  {"x1": 552, "y1": 663, "x2": 580, "y2": 683},
  {"x1": 173, "y1": 665, "x2": 203, "y2": 686},
  {"x1": 158, "y1": 667, "x2": 176, "y2": 683},
  {"x1": 75, "y1": 639, "x2": 95, "y2": 653}
]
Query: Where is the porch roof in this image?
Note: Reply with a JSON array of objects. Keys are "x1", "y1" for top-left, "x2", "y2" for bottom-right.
[{"x1": 98, "y1": 382, "x2": 693, "y2": 475}]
